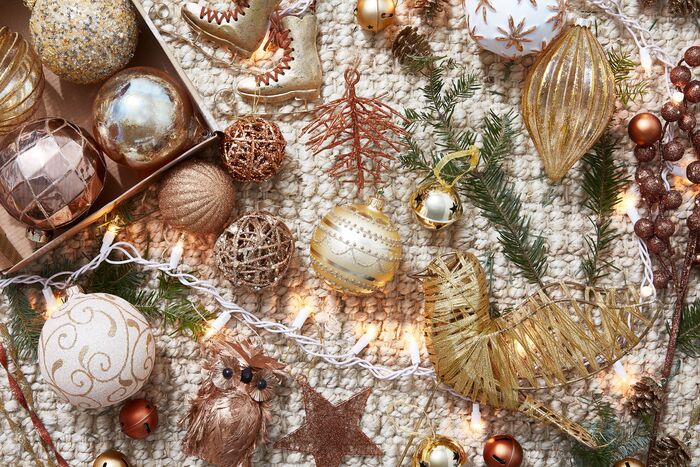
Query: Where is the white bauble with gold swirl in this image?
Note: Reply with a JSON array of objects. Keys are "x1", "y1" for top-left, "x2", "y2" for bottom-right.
[
  {"x1": 38, "y1": 288, "x2": 155, "y2": 409},
  {"x1": 310, "y1": 197, "x2": 402, "y2": 295}
]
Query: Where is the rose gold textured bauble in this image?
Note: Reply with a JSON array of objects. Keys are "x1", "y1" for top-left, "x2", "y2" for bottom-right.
[
  {"x1": 221, "y1": 117, "x2": 286, "y2": 182},
  {"x1": 483, "y1": 435, "x2": 524, "y2": 467},
  {"x1": 613, "y1": 457, "x2": 645, "y2": 467},
  {"x1": 215, "y1": 212, "x2": 295, "y2": 291},
  {"x1": 119, "y1": 399, "x2": 158, "y2": 439},
  {"x1": 158, "y1": 160, "x2": 236, "y2": 234},
  {"x1": 628, "y1": 113, "x2": 663, "y2": 146},
  {"x1": 92, "y1": 449, "x2": 131, "y2": 467}
]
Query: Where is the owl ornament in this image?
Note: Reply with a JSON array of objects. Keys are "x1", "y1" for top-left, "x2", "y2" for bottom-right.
[{"x1": 181, "y1": 338, "x2": 286, "y2": 467}]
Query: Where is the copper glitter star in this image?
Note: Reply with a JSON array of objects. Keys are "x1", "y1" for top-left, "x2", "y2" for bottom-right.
[{"x1": 274, "y1": 378, "x2": 383, "y2": 467}]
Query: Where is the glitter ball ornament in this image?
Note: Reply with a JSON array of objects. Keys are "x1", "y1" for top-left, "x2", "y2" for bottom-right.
[
  {"x1": 221, "y1": 117, "x2": 286, "y2": 182},
  {"x1": 0, "y1": 118, "x2": 106, "y2": 231},
  {"x1": 310, "y1": 197, "x2": 402, "y2": 295},
  {"x1": 38, "y1": 288, "x2": 155, "y2": 409},
  {"x1": 483, "y1": 435, "x2": 524, "y2": 467},
  {"x1": 409, "y1": 180, "x2": 463, "y2": 230},
  {"x1": 158, "y1": 159, "x2": 236, "y2": 234},
  {"x1": 465, "y1": 0, "x2": 569, "y2": 59},
  {"x1": 92, "y1": 450, "x2": 131, "y2": 467},
  {"x1": 411, "y1": 436, "x2": 467, "y2": 467},
  {"x1": 29, "y1": 0, "x2": 138, "y2": 84},
  {"x1": 355, "y1": 0, "x2": 397, "y2": 32},
  {"x1": 215, "y1": 211, "x2": 295, "y2": 291},
  {"x1": 0, "y1": 27, "x2": 44, "y2": 136},
  {"x1": 119, "y1": 399, "x2": 159, "y2": 439},
  {"x1": 93, "y1": 67, "x2": 196, "y2": 170}
]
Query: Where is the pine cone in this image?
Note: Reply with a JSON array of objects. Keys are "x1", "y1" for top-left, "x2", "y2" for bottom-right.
[
  {"x1": 668, "y1": 0, "x2": 700, "y2": 14},
  {"x1": 648, "y1": 436, "x2": 692, "y2": 467},
  {"x1": 392, "y1": 27, "x2": 431, "y2": 67},
  {"x1": 628, "y1": 376, "x2": 664, "y2": 416},
  {"x1": 639, "y1": 0, "x2": 662, "y2": 8},
  {"x1": 414, "y1": 0, "x2": 450, "y2": 22}
]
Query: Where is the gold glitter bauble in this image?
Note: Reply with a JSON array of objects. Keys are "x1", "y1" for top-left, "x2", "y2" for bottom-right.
[
  {"x1": 410, "y1": 181, "x2": 463, "y2": 230},
  {"x1": 0, "y1": 27, "x2": 44, "y2": 135},
  {"x1": 613, "y1": 458, "x2": 645, "y2": 467},
  {"x1": 221, "y1": 117, "x2": 286, "y2": 182},
  {"x1": 93, "y1": 67, "x2": 195, "y2": 170},
  {"x1": 411, "y1": 436, "x2": 467, "y2": 467},
  {"x1": 158, "y1": 159, "x2": 236, "y2": 234},
  {"x1": 30, "y1": 0, "x2": 138, "y2": 84},
  {"x1": 310, "y1": 197, "x2": 402, "y2": 295},
  {"x1": 355, "y1": 0, "x2": 396, "y2": 32},
  {"x1": 92, "y1": 449, "x2": 131, "y2": 467}
]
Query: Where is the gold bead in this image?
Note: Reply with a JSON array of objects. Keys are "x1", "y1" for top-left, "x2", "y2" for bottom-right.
[
  {"x1": 92, "y1": 449, "x2": 131, "y2": 467},
  {"x1": 613, "y1": 458, "x2": 645, "y2": 467},
  {"x1": 410, "y1": 181, "x2": 463, "y2": 230},
  {"x1": 355, "y1": 0, "x2": 396, "y2": 32},
  {"x1": 411, "y1": 435, "x2": 467, "y2": 467}
]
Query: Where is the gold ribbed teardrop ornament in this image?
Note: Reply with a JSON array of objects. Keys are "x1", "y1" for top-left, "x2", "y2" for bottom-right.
[
  {"x1": 521, "y1": 25, "x2": 616, "y2": 182},
  {"x1": 420, "y1": 251, "x2": 658, "y2": 448}
]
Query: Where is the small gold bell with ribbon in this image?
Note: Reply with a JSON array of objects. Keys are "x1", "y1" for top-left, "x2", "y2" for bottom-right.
[{"x1": 411, "y1": 435, "x2": 467, "y2": 467}]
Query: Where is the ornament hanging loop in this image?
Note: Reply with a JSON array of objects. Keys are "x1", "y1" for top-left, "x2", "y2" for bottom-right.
[{"x1": 433, "y1": 146, "x2": 480, "y2": 188}]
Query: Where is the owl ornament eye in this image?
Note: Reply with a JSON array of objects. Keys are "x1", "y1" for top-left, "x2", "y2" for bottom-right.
[
  {"x1": 248, "y1": 369, "x2": 280, "y2": 402},
  {"x1": 212, "y1": 357, "x2": 241, "y2": 390}
]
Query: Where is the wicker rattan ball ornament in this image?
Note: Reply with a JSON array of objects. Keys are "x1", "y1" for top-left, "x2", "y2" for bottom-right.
[
  {"x1": 158, "y1": 159, "x2": 236, "y2": 234},
  {"x1": 215, "y1": 212, "x2": 294, "y2": 290},
  {"x1": 221, "y1": 117, "x2": 286, "y2": 182},
  {"x1": 411, "y1": 436, "x2": 467, "y2": 467}
]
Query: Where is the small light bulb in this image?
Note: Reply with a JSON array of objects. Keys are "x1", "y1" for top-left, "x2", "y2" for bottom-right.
[
  {"x1": 292, "y1": 307, "x2": 311, "y2": 330},
  {"x1": 406, "y1": 330, "x2": 421, "y2": 366},
  {"x1": 100, "y1": 224, "x2": 120, "y2": 255},
  {"x1": 42, "y1": 286, "x2": 62, "y2": 317},
  {"x1": 672, "y1": 91, "x2": 685, "y2": 105},
  {"x1": 470, "y1": 403, "x2": 484, "y2": 432},
  {"x1": 613, "y1": 361, "x2": 633, "y2": 391},
  {"x1": 169, "y1": 236, "x2": 185, "y2": 269},
  {"x1": 204, "y1": 311, "x2": 232, "y2": 340},
  {"x1": 639, "y1": 47, "x2": 653, "y2": 75},
  {"x1": 350, "y1": 325, "x2": 377, "y2": 355},
  {"x1": 640, "y1": 285, "x2": 654, "y2": 299}
]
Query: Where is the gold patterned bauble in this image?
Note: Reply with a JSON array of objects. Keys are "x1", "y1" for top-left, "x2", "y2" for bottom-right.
[
  {"x1": 310, "y1": 197, "x2": 402, "y2": 295},
  {"x1": 92, "y1": 449, "x2": 131, "y2": 467},
  {"x1": 613, "y1": 458, "x2": 645, "y2": 467},
  {"x1": 0, "y1": 27, "x2": 44, "y2": 135},
  {"x1": 411, "y1": 436, "x2": 467, "y2": 467},
  {"x1": 355, "y1": 0, "x2": 397, "y2": 32},
  {"x1": 221, "y1": 117, "x2": 287, "y2": 182},
  {"x1": 521, "y1": 25, "x2": 616, "y2": 182},
  {"x1": 30, "y1": 0, "x2": 138, "y2": 84},
  {"x1": 410, "y1": 181, "x2": 463, "y2": 230},
  {"x1": 158, "y1": 159, "x2": 236, "y2": 234},
  {"x1": 37, "y1": 288, "x2": 155, "y2": 409}
]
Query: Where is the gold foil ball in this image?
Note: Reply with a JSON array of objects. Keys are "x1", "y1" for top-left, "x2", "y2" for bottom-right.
[
  {"x1": 0, "y1": 27, "x2": 44, "y2": 135},
  {"x1": 158, "y1": 159, "x2": 236, "y2": 234},
  {"x1": 613, "y1": 458, "x2": 645, "y2": 467},
  {"x1": 30, "y1": 0, "x2": 138, "y2": 84},
  {"x1": 355, "y1": 0, "x2": 396, "y2": 32},
  {"x1": 310, "y1": 197, "x2": 402, "y2": 295},
  {"x1": 411, "y1": 436, "x2": 467, "y2": 467},
  {"x1": 410, "y1": 181, "x2": 463, "y2": 230},
  {"x1": 93, "y1": 67, "x2": 196, "y2": 170},
  {"x1": 92, "y1": 449, "x2": 131, "y2": 467}
]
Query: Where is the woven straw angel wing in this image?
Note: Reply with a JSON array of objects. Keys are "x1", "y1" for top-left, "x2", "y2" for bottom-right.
[
  {"x1": 521, "y1": 25, "x2": 616, "y2": 182},
  {"x1": 422, "y1": 252, "x2": 658, "y2": 448}
]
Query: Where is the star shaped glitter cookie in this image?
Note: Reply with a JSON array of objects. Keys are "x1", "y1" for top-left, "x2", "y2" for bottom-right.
[{"x1": 274, "y1": 378, "x2": 383, "y2": 467}]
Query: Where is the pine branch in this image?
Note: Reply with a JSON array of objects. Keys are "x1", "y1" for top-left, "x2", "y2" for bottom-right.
[
  {"x1": 6, "y1": 285, "x2": 44, "y2": 360},
  {"x1": 607, "y1": 48, "x2": 649, "y2": 106},
  {"x1": 675, "y1": 298, "x2": 700, "y2": 357}
]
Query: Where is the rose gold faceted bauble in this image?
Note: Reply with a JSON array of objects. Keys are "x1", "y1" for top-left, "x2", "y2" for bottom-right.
[
  {"x1": 0, "y1": 27, "x2": 44, "y2": 135},
  {"x1": 628, "y1": 113, "x2": 663, "y2": 147},
  {"x1": 158, "y1": 159, "x2": 236, "y2": 234},
  {"x1": 483, "y1": 434, "x2": 524, "y2": 467},
  {"x1": 93, "y1": 67, "x2": 195, "y2": 170},
  {"x1": 92, "y1": 449, "x2": 131, "y2": 467},
  {"x1": 119, "y1": 398, "x2": 158, "y2": 439},
  {"x1": 0, "y1": 118, "x2": 106, "y2": 230},
  {"x1": 613, "y1": 458, "x2": 645, "y2": 467},
  {"x1": 221, "y1": 117, "x2": 286, "y2": 182},
  {"x1": 356, "y1": 0, "x2": 396, "y2": 32}
]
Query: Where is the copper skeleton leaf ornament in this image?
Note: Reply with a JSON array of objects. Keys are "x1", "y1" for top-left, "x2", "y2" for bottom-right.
[
  {"x1": 521, "y1": 25, "x2": 616, "y2": 182},
  {"x1": 302, "y1": 66, "x2": 407, "y2": 190}
]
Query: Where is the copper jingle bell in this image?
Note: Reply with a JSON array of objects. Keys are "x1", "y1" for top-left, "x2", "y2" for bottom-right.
[
  {"x1": 119, "y1": 398, "x2": 159, "y2": 439},
  {"x1": 613, "y1": 458, "x2": 645, "y2": 467},
  {"x1": 483, "y1": 434, "x2": 524, "y2": 467},
  {"x1": 411, "y1": 435, "x2": 467, "y2": 467},
  {"x1": 355, "y1": 0, "x2": 396, "y2": 32},
  {"x1": 92, "y1": 449, "x2": 131, "y2": 467}
]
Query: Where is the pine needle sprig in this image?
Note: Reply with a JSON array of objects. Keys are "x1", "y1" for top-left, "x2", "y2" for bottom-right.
[
  {"x1": 674, "y1": 298, "x2": 700, "y2": 357},
  {"x1": 607, "y1": 48, "x2": 649, "y2": 106},
  {"x1": 6, "y1": 284, "x2": 44, "y2": 360},
  {"x1": 579, "y1": 133, "x2": 631, "y2": 286}
]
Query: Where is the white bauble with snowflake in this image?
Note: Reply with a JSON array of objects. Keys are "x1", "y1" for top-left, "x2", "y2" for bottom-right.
[{"x1": 465, "y1": 0, "x2": 569, "y2": 59}]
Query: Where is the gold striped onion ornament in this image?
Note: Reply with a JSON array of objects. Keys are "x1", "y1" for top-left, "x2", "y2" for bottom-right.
[
  {"x1": 420, "y1": 252, "x2": 658, "y2": 448},
  {"x1": 521, "y1": 25, "x2": 616, "y2": 182},
  {"x1": 310, "y1": 197, "x2": 402, "y2": 295}
]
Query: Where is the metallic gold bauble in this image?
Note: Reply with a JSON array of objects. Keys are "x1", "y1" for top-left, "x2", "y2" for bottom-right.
[
  {"x1": 92, "y1": 449, "x2": 131, "y2": 467},
  {"x1": 0, "y1": 118, "x2": 106, "y2": 231},
  {"x1": 628, "y1": 113, "x2": 663, "y2": 147},
  {"x1": 613, "y1": 458, "x2": 645, "y2": 467},
  {"x1": 483, "y1": 434, "x2": 524, "y2": 467},
  {"x1": 158, "y1": 159, "x2": 236, "y2": 234},
  {"x1": 411, "y1": 436, "x2": 467, "y2": 467},
  {"x1": 410, "y1": 181, "x2": 463, "y2": 230},
  {"x1": 355, "y1": 0, "x2": 396, "y2": 32},
  {"x1": 93, "y1": 67, "x2": 195, "y2": 170},
  {"x1": 0, "y1": 27, "x2": 44, "y2": 135},
  {"x1": 310, "y1": 197, "x2": 402, "y2": 295},
  {"x1": 30, "y1": 0, "x2": 138, "y2": 84},
  {"x1": 119, "y1": 398, "x2": 159, "y2": 440}
]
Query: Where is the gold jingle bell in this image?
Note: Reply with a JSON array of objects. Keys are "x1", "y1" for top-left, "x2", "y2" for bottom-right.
[
  {"x1": 410, "y1": 181, "x2": 463, "y2": 230},
  {"x1": 411, "y1": 435, "x2": 467, "y2": 467},
  {"x1": 92, "y1": 449, "x2": 131, "y2": 467},
  {"x1": 613, "y1": 458, "x2": 645, "y2": 467},
  {"x1": 355, "y1": 0, "x2": 396, "y2": 32}
]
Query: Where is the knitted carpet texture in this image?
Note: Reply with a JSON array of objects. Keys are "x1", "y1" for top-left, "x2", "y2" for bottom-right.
[{"x1": 1, "y1": 0, "x2": 699, "y2": 465}]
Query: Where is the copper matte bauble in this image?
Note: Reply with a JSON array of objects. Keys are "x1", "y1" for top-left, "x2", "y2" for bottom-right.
[
  {"x1": 628, "y1": 113, "x2": 663, "y2": 146},
  {"x1": 0, "y1": 118, "x2": 106, "y2": 231},
  {"x1": 411, "y1": 435, "x2": 467, "y2": 467},
  {"x1": 613, "y1": 457, "x2": 645, "y2": 467},
  {"x1": 92, "y1": 449, "x2": 131, "y2": 467},
  {"x1": 355, "y1": 0, "x2": 396, "y2": 32},
  {"x1": 93, "y1": 67, "x2": 196, "y2": 170},
  {"x1": 119, "y1": 398, "x2": 158, "y2": 439},
  {"x1": 483, "y1": 434, "x2": 523, "y2": 467}
]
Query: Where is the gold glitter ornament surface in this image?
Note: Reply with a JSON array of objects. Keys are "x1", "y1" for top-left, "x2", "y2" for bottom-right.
[
  {"x1": 0, "y1": 27, "x2": 44, "y2": 135},
  {"x1": 310, "y1": 197, "x2": 402, "y2": 295},
  {"x1": 29, "y1": 0, "x2": 138, "y2": 84},
  {"x1": 411, "y1": 436, "x2": 467, "y2": 467},
  {"x1": 410, "y1": 181, "x2": 463, "y2": 230},
  {"x1": 158, "y1": 159, "x2": 236, "y2": 234}
]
